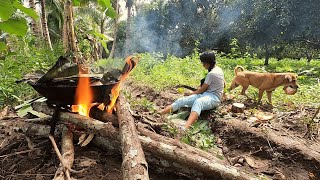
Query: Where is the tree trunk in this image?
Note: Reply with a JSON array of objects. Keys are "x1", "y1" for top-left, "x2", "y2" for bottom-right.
[
  {"x1": 305, "y1": 50, "x2": 312, "y2": 63},
  {"x1": 124, "y1": 0, "x2": 133, "y2": 56},
  {"x1": 98, "y1": 16, "x2": 107, "y2": 59},
  {"x1": 116, "y1": 96, "x2": 149, "y2": 180},
  {"x1": 264, "y1": 45, "x2": 270, "y2": 66},
  {"x1": 63, "y1": 0, "x2": 82, "y2": 65},
  {"x1": 108, "y1": 0, "x2": 120, "y2": 59},
  {"x1": 40, "y1": 0, "x2": 53, "y2": 51},
  {"x1": 28, "y1": 0, "x2": 40, "y2": 37},
  {"x1": 231, "y1": 103, "x2": 245, "y2": 113},
  {"x1": 6, "y1": 110, "x2": 262, "y2": 179}
]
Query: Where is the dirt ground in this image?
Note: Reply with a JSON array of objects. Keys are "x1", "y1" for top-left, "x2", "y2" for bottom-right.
[
  {"x1": 124, "y1": 81, "x2": 320, "y2": 180},
  {"x1": 1, "y1": 81, "x2": 319, "y2": 179}
]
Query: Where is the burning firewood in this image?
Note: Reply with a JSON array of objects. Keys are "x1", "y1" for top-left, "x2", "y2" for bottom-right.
[{"x1": 116, "y1": 95, "x2": 149, "y2": 180}]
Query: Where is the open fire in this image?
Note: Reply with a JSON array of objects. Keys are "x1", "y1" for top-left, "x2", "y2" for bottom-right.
[{"x1": 71, "y1": 56, "x2": 137, "y2": 116}]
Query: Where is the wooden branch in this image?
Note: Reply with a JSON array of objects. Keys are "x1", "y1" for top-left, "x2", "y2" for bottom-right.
[
  {"x1": 53, "y1": 126, "x2": 75, "y2": 180},
  {"x1": 0, "y1": 120, "x2": 51, "y2": 136},
  {"x1": 59, "y1": 111, "x2": 259, "y2": 179},
  {"x1": 136, "y1": 124, "x2": 224, "y2": 164},
  {"x1": 93, "y1": 136, "x2": 204, "y2": 178},
  {"x1": 137, "y1": 125, "x2": 258, "y2": 180},
  {"x1": 59, "y1": 112, "x2": 119, "y2": 141},
  {"x1": 116, "y1": 95, "x2": 149, "y2": 180},
  {"x1": 8, "y1": 117, "x2": 261, "y2": 179},
  {"x1": 89, "y1": 105, "x2": 119, "y2": 126}
]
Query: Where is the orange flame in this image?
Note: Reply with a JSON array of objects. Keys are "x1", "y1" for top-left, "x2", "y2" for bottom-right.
[
  {"x1": 72, "y1": 68, "x2": 93, "y2": 116},
  {"x1": 107, "y1": 56, "x2": 135, "y2": 113}
]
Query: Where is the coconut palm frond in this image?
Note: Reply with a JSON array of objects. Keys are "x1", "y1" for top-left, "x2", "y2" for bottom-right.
[
  {"x1": 75, "y1": 7, "x2": 104, "y2": 25},
  {"x1": 46, "y1": 0, "x2": 63, "y2": 14}
]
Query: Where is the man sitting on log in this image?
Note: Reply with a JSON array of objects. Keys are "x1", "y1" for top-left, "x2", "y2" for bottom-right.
[{"x1": 160, "y1": 51, "x2": 225, "y2": 130}]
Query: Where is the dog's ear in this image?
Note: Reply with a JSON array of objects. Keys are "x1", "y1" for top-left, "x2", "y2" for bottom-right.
[{"x1": 285, "y1": 74, "x2": 292, "y2": 82}]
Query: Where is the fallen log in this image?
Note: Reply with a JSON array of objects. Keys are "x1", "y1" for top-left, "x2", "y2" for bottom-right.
[
  {"x1": 59, "y1": 111, "x2": 119, "y2": 141},
  {"x1": 116, "y1": 95, "x2": 149, "y2": 180},
  {"x1": 0, "y1": 120, "x2": 51, "y2": 137},
  {"x1": 4, "y1": 117, "x2": 262, "y2": 179},
  {"x1": 57, "y1": 112, "x2": 261, "y2": 179},
  {"x1": 93, "y1": 136, "x2": 204, "y2": 178}
]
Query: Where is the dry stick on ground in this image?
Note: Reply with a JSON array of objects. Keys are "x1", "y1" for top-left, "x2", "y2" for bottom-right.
[
  {"x1": 49, "y1": 134, "x2": 71, "y2": 180},
  {"x1": 305, "y1": 106, "x2": 320, "y2": 140},
  {"x1": 53, "y1": 126, "x2": 75, "y2": 180},
  {"x1": 49, "y1": 129, "x2": 85, "y2": 180},
  {"x1": 116, "y1": 95, "x2": 149, "y2": 180}
]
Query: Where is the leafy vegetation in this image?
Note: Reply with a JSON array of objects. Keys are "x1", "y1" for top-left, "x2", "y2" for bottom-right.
[
  {"x1": 0, "y1": 36, "x2": 63, "y2": 106},
  {"x1": 180, "y1": 120, "x2": 216, "y2": 150}
]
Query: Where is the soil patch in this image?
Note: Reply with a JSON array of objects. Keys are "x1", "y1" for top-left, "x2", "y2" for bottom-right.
[{"x1": 124, "y1": 81, "x2": 320, "y2": 180}]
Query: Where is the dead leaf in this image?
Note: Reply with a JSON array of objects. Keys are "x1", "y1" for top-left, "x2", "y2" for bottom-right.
[
  {"x1": 254, "y1": 111, "x2": 274, "y2": 121},
  {"x1": 244, "y1": 155, "x2": 268, "y2": 169},
  {"x1": 78, "y1": 133, "x2": 94, "y2": 147},
  {"x1": 0, "y1": 106, "x2": 9, "y2": 117},
  {"x1": 79, "y1": 158, "x2": 97, "y2": 167},
  {"x1": 308, "y1": 172, "x2": 317, "y2": 180}
]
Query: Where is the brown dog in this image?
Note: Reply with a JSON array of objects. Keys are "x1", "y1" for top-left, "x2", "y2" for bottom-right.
[{"x1": 229, "y1": 66, "x2": 298, "y2": 103}]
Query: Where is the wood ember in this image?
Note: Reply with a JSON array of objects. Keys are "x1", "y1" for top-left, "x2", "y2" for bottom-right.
[
  {"x1": 89, "y1": 105, "x2": 118, "y2": 126},
  {"x1": 116, "y1": 95, "x2": 149, "y2": 180}
]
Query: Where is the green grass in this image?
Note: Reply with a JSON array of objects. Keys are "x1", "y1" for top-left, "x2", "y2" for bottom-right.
[{"x1": 130, "y1": 53, "x2": 320, "y2": 107}]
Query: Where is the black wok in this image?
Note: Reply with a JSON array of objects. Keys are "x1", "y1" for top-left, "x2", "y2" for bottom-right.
[{"x1": 28, "y1": 81, "x2": 118, "y2": 105}]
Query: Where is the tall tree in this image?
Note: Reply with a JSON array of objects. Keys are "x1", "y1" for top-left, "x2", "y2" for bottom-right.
[
  {"x1": 124, "y1": 0, "x2": 134, "y2": 55},
  {"x1": 40, "y1": 0, "x2": 53, "y2": 50},
  {"x1": 108, "y1": 0, "x2": 119, "y2": 59},
  {"x1": 63, "y1": 0, "x2": 81, "y2": 64},
  {"x1": 28, "y1": 0, "x2": 40, "y2": 37}
]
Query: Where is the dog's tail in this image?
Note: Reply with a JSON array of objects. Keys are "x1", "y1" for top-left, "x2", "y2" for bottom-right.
[{"x1": 234, "y1": 66, "x2": 244, "y2": 75}]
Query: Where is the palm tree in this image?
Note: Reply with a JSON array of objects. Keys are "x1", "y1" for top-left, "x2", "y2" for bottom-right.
[
  {"x1": 63, "y1": 0, "x2": 81, "y2": 64},
  {"x1": 28, "y1": 0, "x2": 40, "y2": 37},
  {"x1": 40, "y1": 0, "x2": 53, "y2": 50},
  {"x1": 108, "y1": 0, "x2": 119, "y2": 59},
  {"x1": 124, "y1": 0, "x2": 134, "y2": 56},
  {"x1": 46, "y1": 0, "x2": 64, "y2": 41}
]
